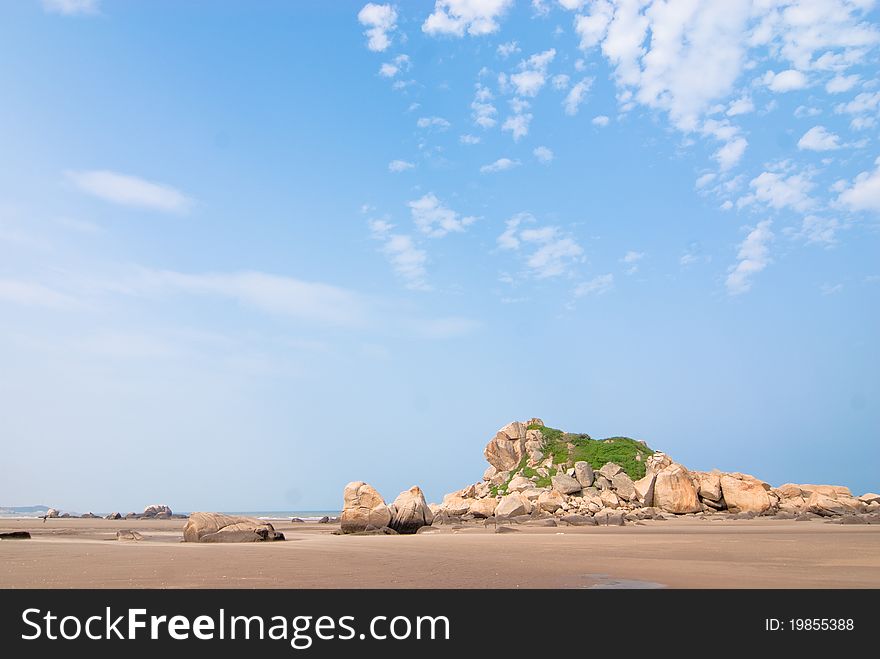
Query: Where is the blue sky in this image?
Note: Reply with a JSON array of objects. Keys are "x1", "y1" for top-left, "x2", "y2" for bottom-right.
[{"x1": 1, "y1": 0, "x2": 878, "y2": 512}]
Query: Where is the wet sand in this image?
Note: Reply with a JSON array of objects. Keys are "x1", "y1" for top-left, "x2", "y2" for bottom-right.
[{"x1": 1, "y1": 517, "x2": 879, "y2": 589}]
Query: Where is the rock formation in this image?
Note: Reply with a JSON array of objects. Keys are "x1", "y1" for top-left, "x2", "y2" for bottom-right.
[
  {"x1": 344, "y1": 419, "x2": 878, "y2": 532},
  {"x1": 389, "y1": 486, "x2": 433, "y2": 534},
  {"x1": 142, "y1": 504, "x2": 172, "y2": 518},
  {"x1": 183, "y1": 512, "x2": 284, "y2": 543},
  {"x1": 340, "y1": 481, "x2": 392, "y2": 534}
]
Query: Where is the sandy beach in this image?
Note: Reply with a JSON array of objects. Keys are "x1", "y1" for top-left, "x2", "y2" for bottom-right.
[{"x1": 2, "y1": 516, "x2": 879, "y2": 589}]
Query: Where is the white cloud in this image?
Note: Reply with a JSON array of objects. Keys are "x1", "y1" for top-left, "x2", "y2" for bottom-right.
[
  {"x1": 796, "y1": 215, "x2": 841, "y2": 246},
  {"x1": 592, "y1": 114, "x2": 610, "y2": 126},
  {"x1": 422, "y1": 0, "x2": 514, "y2": 37},
  {"x1": 380, "y1": 234, "x2": 430, "y2": 291},
  {"x1": 480, "y1": 157, "x2": 521, "y2": 174},
  {"x1": 388, "y1": 159, "x2": 416, "y2": 172},
  {"x1": 379, "y1": 54, "x2": 411, "y2": 78},
  {"x1": 695, "y1": 172, "x2": 716, "y2": 189},
  {"x1": 358, "y1": 3, "x2": 398, "y2": 52},
  {"x1": 497, "y1": 41, "x2": 520, "y2": 58},
  {"x1": 471, "y1": 84, "x2": 498, "y2": 128},
  {"x1": 620, "y1": 250, "x2": 644, "y2": 274},
  {"x1": 0, "y1": 279, "x2": 80, "y2": 309},
  {"x1": 794, "y1": 105, "x2": 822, "y2": 118},
  {"x1": 508, "y1": 48, "x2": 556, "y2": 97},
  {"x1": 574, "y1": 273, "x2": 614, "y2": 297},
  {"x1": 713, "y1": 137, "x2": 748, "y2": 171},
  {"x1": 834, "y1": 91, "x2": 880, "y2": 130},
  {"x1": 409, "y1": 193, "x2": 476, "y2": 237},
  {"x1": 563, "y1": 77, "x2": 593, "y2": 115},
  {"x1": 558, "y1": 0, "x2": 586, "y2": 9},
  {"x1": 726, "y1": 220, "x2": 773, "y2": 295},
  {"x1": 739, "y1": 170, "x2": 814, "y2": 212},
  {"x1": 552, "y1": 74, "x2": 570, "y2": 90},
  {"x1": 42, "y1": 0, "x2": 98, "y2": 15},
  {"x1": 66, "y1": 170, "x2": 192, "y2": 214},
  {"x1": 496, "y1": 215, "x2": 583, "y2": 278},
  {"x1": 460, "y1": 134, "x2": 482, "y2": 144},
  {"x1": 763, "y1": 69, "x2": 808, "y2": 92},
  {"x1": 820, "y1": 283, "x2": 843, "y2": 296},
  {"x1": 417, "y1": 116, "x2": 451, "y2": 130},
  {"x1": 797, "y1": 125, "x2": 841, "y2": 151},
  {"x1": 501, "y1": 113, "x2": 532, "y2": 141},
  {"x1": 533, "y1": 146, "x2": 554, "y2": 164},
  {"x1": 826, "y1": 74, "x2": 860, "y2": 94},
  {"x1": 726, "y1": 96, "x2": 754, "y2": 117},
  {"x1": 680, "y1": 242, "x2": 710, "y2": 267},
  {"x1": 574, "y1": 0, "x2": 613, "y2": 50},
  {"x1": 138, "y1": 270, "x2": 368, "y2": 326},
  {"x1": 838, "y1": 157, "x2": 880, "y2": 213}
]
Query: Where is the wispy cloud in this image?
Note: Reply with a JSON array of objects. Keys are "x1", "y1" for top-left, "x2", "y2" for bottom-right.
[
  {"x1": 497, "y1": 213, "x2": 583, "y2": 279},
  {"x1": 42, "y1": 0, "x2": 98, "y2": 15},
  {"x1": 417, "y1": 116, "x2": 451, "y2": 130},
  {"x1": 563, "y1": 77, "x2": 592, "y2": 115},
  {"x1": 533, "y1": 146, "x2": 554, "y2": 164},
  {"x1": 0, "y1": 279, "x2": 80, "y2": 309},
  {"x1": 726, "y1": 220, "x2": 773, "y2": 295},
  {"x1": 480, "y1": 157, "x2": 520, "y2": 174},
  {"x1": 388, "y1": 159, "x2": 416, "y2": 173},
  {"x1": 620, "y1": 250, "x2": 644, "y2": 274},
  {"x1": 422, "y1": 0, "x2": 514, "y2": 37},
  {"x1": 66, "y1": 170, "x2": 192, "y2": 214},
  {"x1": 409, "y1": 194, "x2": 476, "y2": 238},
  {"x1": 574, "y1": 273, "x2": 613, "y2": 297}
]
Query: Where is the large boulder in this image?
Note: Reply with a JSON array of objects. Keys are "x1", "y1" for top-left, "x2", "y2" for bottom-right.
[
  {"x1": 340, "y1": 481, "x2": 392, "y2": 534},
  {"x1": 507, "y1": 476, "x2": 534, "y2": 492},
  {"x1": 634, "y1": 474, "x2": 656, "y2": 507},
  {"x1": 483, "y1": 421, "x2": 528, "y2": 471},
  {"x1": 799, "y1": 484, "x2": 852, "y2": 498},
  {"x1": 860, "y1": 493, "x2": 880, "y2": 505},
  {"x1": 599, "y1": 490, "x2": 620, "y2": 509},
  {"x1": 598, "y1": 462, "x2": 622, "y2": 480},
  {"x1": 720, "y1": 473, "x2": 771, "y2": 514},
  {"x1": 551, "y1": 473, "x2": 582, "y2": 495},
  {"x1": 105, "y1": 512, "x2": 122, "y2": 520},
  {"x1": 696, "y1": 471, "x2": 723, "y2": 502},
  {"x1": 441, "y1": 495, "x2": 472, "y2": 517},
  {"x1": 495, "y1": 493, "x2": 532, "y2": 518},
  {"x1": 537, "y1": 490, "x2": 566, "y2": 513},
  {"x1": 142, "y1": 504, "x2": 172, "y2": 519},
  {"x1": 808, "y1": 492, "x2": 860, "y2": 517},
  {"x1": 611, "y1": 472, "x2": 637, "y2": 501},
  {"x1": 46, "y1": 508, "x2": 59, "y2": 518},
  {"x1": 574, "y1": 461, "x2": 594, "y2": 488},
  {"x1": 653, "y1": 464, "x2": 701, "y2": 514},
  {"x1": 183, "y1": 513, "x2": 284, "y2": 543},
  {"x1": 468, "y1": 498, "x2": 498, "y2": 518},
  {"x1": 389, "y1": 486, "x2": 433, "y2": 534}
]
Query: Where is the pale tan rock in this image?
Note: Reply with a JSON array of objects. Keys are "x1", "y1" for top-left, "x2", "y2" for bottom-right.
[
  {"x1": 653, "y1": 464, "x2": 701, "y2": 514},
  {"x1": 184, "y1": 512, "x2": 284, "y2": 542},
  {"x1": 799, "y1": 484, "x2": 852, "y2": 498},
  {"x1": 483, "y1": 422, "x2": 528, "y2": 471},
  {"x1": 389, "y1": 486, "x2": 433, "y2": 534},
  {"x1": 441, "y1": 494, "x2": 471, "y2": 517},
  {"x1": 483, "y1": 465, "x2": 498, "y2": 482},
  {"x1": 808, "y1": 492, "x2": 851, "y2": 516},
  {"x1": 340, "y1": 482, "x2": 392, "y2": 534},
  {"x1": 468, "y1": 498, "x2": 498, "y2": 518},
  {"x1": 574, "y1": 461, "x2": 594, "y2": 488},
  {"x1": 551, "y1": 473, "x2": 582, "y2": 495},
  {"x1": 495, "y1": 493, "x2": 532, "y2": 518},
  {"x1": 537, "y1": 490, "x2": 566, "y2": 513},
  {"x1": 598, "y1": 462, "x2": 623, "y2": 480},
  {"x1": 520, "y1": 488, "x2": 545, "y2": 501},
  {"x1": 600, "y1": 490, "x2": 620, "y2": 509},
  {"x1": 720, "y1": 473, "x2": 771, "y2": 514},
  {"x1": 775, "y1": 483, "x2": 805, "y2": 499},
  {"x1": 611, "y1": 472, "x2": 638, "y2": 501},
  {"x1": 859, "y1": 493, "x2": 880, "y2": 505},
  {"x1": 646, "y1": 452, "x2": 672, "y2": 477},
  {"x1": 508, "y1": 476, "x2": 534, "y2": 492},
  {"x1": 696, "y1": 471, "x2": 722, "y2": 502},
  {"x1": 634, "y1": 474, "x2": 656, "y2": 507}
]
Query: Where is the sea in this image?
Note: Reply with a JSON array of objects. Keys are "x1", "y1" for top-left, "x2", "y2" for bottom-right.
[{"x1": 0, "y1": 510, "x2": 341, "y2": 521}]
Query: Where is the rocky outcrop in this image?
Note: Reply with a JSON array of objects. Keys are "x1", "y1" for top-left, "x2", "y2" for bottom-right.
[
  {"x1": 468, "y1": 498, "x2": 498, "y2": 518},
  {"x1": 142, "y1": 504, "x2": 172, "y2": 518},
  {"x1": 389, "y1": 486, "x2": 433, "y2": 534},
  {"x1": 653, "y1": 464, "x2": 701, "y2": 514},
  {"x1": 537, "y1": 490, "x2": 566, "y2": 513},
  {"x1": 46, "y1": 508, "x2": 59, "y2": 518},
  {"x1": 183, "y1": 513, "x2": 284, "y2": 543},
  {"x1": 611, "y1": 472, "x2": 637, "y2": 502},
  {"x1": 105, "y1": 512, "x2": 122, "y2": 520},
  {"x1": 720, "y1": 473, "x2": 771, "y2": 514},
  {"x1": 483, "y1": 421, "x2": 528, "y2": 471},
  {"x1": 340, "y1": 482, "x2": 392, "y2": 534},
  {"x1": 634, "y1": 474, "x2": 656, "y2": 507}
]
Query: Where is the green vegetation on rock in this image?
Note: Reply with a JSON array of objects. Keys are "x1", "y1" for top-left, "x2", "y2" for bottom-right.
[{"x1": 526, "y1": 424, "x2": 654, "y2": 480}]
